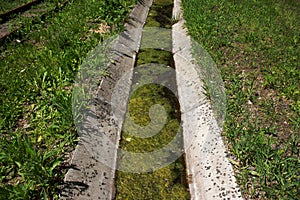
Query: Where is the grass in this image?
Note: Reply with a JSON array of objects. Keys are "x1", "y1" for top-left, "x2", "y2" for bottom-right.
[
  {"x1": 0, "y1": 0, "x2": 33, "y2": 14},
  {"x1": 0, "y1": 0, "x2": 137, "y2": 199},
  {"x1": 1, "y1": 0, "x2": 69, "y2": 36},
  {"x1": 182, "y1": 0, "x2": 299, "y2": 199},
  {"x1": 2, "y1": 0, "x2": 298, "y2": 199}
]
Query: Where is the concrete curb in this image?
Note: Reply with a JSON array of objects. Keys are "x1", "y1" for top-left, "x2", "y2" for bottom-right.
[
  {"x1": 172, "y1": 0, "x2": 243, "y2": 199},
  {"x1": 59, "y1": 1, "x2": 153, "y2": 199}
]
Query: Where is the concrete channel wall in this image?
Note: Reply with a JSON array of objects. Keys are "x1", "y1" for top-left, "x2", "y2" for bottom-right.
[
  {"x1": 60, "y1": 0, "x2": 244, "y2": 199},
  {"x1": 172, "y1": 0, "x2": 243, "y2": 199},
  {"x1": 60, "y1": 1, "x2": 153, "y2": 199}
]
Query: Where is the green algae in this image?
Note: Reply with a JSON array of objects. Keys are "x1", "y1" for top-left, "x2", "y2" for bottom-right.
[
  {"x1": 115, "y1": 0, "x2": 190, "y2": 199},
  {"x1": 116, "y1": 158, "x2": 189, "y2": 199},
  {"x1": 115, "y1": 66, "x2": 190, "y2": 199},
  {"x1": 136, "y1": 49, "x2": 172, "y2": 66},
  {"x1": 145, "y1": 0, "x2": 174, "y2": 28}
]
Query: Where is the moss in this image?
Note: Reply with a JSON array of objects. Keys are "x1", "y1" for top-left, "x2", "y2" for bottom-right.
[
  {"x1": 136, "y1": 49, "x2": 172, "y2": 66},
  {"x1": 116, "y1": 158, "x2": 189, "y2": 199},
  {"x1": 145, "y1": 0, "x2": 174, "y2": 28},
  {"x1": 116, "y1": 67, "x2": 189, "y2": 198},
  {"x1": 121, "y1": 84, "x2": 180, "y2": 153},
  {"x1": 115, "y1": 0, "x2": 190, "y2": 199}
]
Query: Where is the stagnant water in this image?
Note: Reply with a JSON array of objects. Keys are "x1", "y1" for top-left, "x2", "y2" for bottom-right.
[{"x1": 115, "y1": 0, "x2": 190, "y2": 199}]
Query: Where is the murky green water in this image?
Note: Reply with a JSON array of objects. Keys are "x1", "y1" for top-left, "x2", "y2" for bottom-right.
[{"x1": 115, "y1": 0, "x2": 190, "y2": 199}]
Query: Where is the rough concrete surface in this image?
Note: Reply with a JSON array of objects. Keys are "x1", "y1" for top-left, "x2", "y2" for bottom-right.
[
  {"x1": 59, "y1": 1, "x2": 153, "y2": 199},
  {"x1": 172, "y1": 0, "x2": 243, "y2": 199}
]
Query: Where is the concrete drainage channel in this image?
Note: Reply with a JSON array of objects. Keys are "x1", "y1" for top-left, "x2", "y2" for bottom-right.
[{"x1": 60, "y1": 0, "x2": 243, "y2": 199}]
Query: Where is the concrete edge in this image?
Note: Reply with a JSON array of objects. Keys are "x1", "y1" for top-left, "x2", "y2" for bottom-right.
[
  {"x1": 59, "y1": 1, "x2": 154, "y2": 199},
  {"x1": 172, "y1": 0, "x2": 244, "y2": 199}
]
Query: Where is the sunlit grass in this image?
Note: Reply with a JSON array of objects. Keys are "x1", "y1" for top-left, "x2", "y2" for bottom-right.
[
  {"x1": 0, "y1": 0, "x2": 137, "y2": 199},
  {"x1": 182, "y1": 0, "x2": 299, "y2": 199}
]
